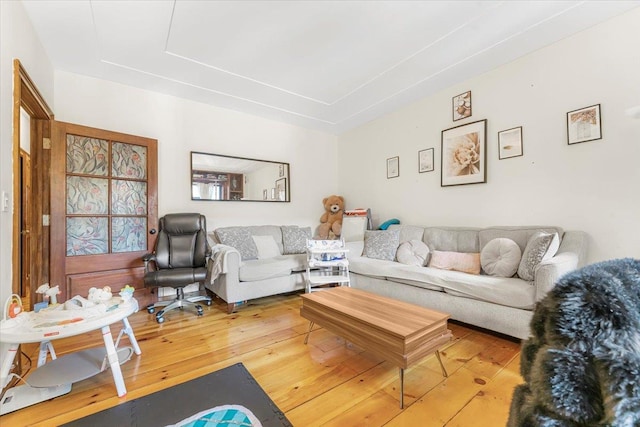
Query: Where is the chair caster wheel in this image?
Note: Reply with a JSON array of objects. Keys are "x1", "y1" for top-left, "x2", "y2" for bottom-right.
[
  {"x1": 205, "y1": 300, "x2": 212, "y2": 306},
  {"x1": 147, "y1": 306, "x2": 155, "y2": 314},
  {"x1": 156, "y1": 316, "x2": 164, "y2": 324},
  {"x1": 196, "y1": 305, "x2": 203, "y2": 315}
]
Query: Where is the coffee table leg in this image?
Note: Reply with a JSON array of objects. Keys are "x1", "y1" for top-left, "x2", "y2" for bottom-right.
[
  {"x1": 435, "y1": 350, "x2": 448, "y2": 377},
  {"x1": 399, "y1": 367, "x2": 404, "y2": 409},
  {"x1": 303, "y1": 321, "x2": 314, "y2": 345}
]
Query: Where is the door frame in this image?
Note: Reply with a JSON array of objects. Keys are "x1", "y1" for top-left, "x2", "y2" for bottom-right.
[{"x1": 12, "y1": 59, "x2": 54, "y2": 308}]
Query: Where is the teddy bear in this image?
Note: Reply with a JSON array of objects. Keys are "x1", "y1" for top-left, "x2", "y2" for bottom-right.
[{"x1": 318, "y1": 195, "x2": 345, "y2": 239}]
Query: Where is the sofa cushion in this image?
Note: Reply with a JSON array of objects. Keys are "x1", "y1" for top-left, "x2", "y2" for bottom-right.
[
  {"x1": 481, "y1": 238, "x2": 521, "y2": 277},
  {"x1": 252, "y1": 235, "x2": 281, "y2": 259},
  {"x1": 282, "y1": 226, "x2": 311, "y2": 254},
  {"x1": 239, "y1": 255, "x2": 306, "y2": 281},
  {"x1": 423, "y1": 227, "x2": 480, "y2": 253},
  {"x1": 518, "y1": 232, "x2": 560, "y2": 281},
  {"x1": 396, "y1": 240, "x2": 430, "y2": 266},
  {"x1": 387, "y1": 224, "x2": 424, "y2": 244},
  {"x1": 429, "y1": 250, "x2": 481, "y2": 274},
  {"x1": 363, "y1": 230, "x2": 400, "y2": 261},
  {"x1": 349, "y1": 256, "x2": 398, "y2": 279},
  {"x1": 216, "y1": 227, "x2": 258, "y2": 260}
]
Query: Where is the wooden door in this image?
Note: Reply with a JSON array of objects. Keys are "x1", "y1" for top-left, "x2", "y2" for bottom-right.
[
  {"x1": 19, "y1": 149, "x2": 32, "y2": 307},
  {"x1": 50, "y1": 122, "x2": 158, "y2": 304}
]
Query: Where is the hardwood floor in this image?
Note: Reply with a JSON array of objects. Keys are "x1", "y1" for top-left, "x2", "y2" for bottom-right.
[{"x1": 1, "y1": 293, "x2": 523, "y2": 426}]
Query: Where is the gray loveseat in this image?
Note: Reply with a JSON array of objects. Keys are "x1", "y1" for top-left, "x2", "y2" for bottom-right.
[
  {"x1": 347, "y1": 225, "x2": 588, "y2": 339},
  {"x1": 205, "y1": 225, "x2": 311, "y2": 313}
]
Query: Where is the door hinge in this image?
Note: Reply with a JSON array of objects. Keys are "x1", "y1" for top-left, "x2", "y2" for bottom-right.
[{"x1": 43, "y1": 137, "x2": 51, "y2": 149}]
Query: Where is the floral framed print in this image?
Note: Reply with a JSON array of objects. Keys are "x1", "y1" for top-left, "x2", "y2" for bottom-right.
[
  {"x1": 387, "y1": 156, "x2": 399, "y2": 179},
  {"x1": 567, "y1": 104, "x2": 601, "y2": 145},
  {"x1": 453, "y1": 91, "x2": 472, "y2": 121},
  {"x1": 418, "y1": 148, "x2": 434, "y2": 173},
  {"x1": 498, "y1": 126, "x2": 523, "y2": 159},
  {"x1": 441, "y1": 119, "x2": 487, "y2": 187}
]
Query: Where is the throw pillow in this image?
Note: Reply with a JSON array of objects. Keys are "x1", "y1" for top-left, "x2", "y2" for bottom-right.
[
  {"x1": 428, "y1": 250, "x2": 481, "y2": 274},
  {"x1": 251, "y1": 235, "x2": 281, "y2": 259},
  {"x1": 215, "y1": 227, "x2": 258, "y2": 261},
  {"x1": 481, "y1": 238, "x2": 521, "y2": 277},
  {"x1": 282, "y1": 226, "x2": 312, "y2": 254},
  {"x1": 396, "y1": 239, "x2": 430, "y2": 266},
  {"x1": 363, "y1": 230, "x2": 400, "y2": 261},
  {"x1": 517, "y1": 232, "x2": 558, "y2": 281}
]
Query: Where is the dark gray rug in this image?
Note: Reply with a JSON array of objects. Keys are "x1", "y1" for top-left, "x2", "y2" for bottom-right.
[{"x1": 63, "y1": 362, "x2": 292, "y2": 427}]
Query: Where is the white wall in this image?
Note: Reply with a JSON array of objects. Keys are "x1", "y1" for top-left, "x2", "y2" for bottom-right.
[
  {"x1": 53, "y1": 71, "x2": 339, "y2": 231},
  {"x1": 338, "y1": 8, "x2": 640, "y2": 264},
  {"x1": 0, "y1": 1, "x2": 55, "y2": 310}
]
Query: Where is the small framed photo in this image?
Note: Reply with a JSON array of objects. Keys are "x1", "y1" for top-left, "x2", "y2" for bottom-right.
[
  {"x1": 567, "y1": 104, "x2": 601, "y2": 145},
  {"x1": 453, "y1": 91, "x2": 472, "y2": 121},
  {"x1": 263, "y1": 189, "x2": 268, "y2": 200},
  {"x1": 418, "y1": 148, "x2": 434, "y2": 173},
  {"x1": 278, "y1": 164, "x2": 285, "y2": 177},
  {"x1": 271, "y1": 188, "x2": 276, "y2": 200},
  {"x1": 387, "y1": 156, "x2": 399, "y2": 179},
  {"x1": 441, "y1": 119, "x2": 487, "y2": 187},
  {"x1": 498, "y1": 126, "x2": 523, "y2": 159}
]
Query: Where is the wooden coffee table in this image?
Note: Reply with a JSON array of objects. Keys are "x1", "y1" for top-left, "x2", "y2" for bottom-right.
[{"x1": 300, "y1": 287, "x2": 452, "y2": 408}]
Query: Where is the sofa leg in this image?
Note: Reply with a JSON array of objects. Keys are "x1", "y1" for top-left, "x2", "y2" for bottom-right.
[{"x1": 227, "y1": 303, "x2": 237, "y2": 314}]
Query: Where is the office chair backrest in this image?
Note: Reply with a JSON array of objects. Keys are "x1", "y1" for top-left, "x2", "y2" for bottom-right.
[{"x1": 154, "y1": 214, "x2": 208, "y2": 269}]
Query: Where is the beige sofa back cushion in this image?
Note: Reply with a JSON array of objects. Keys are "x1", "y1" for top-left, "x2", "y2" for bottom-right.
[
  {"x1": 478, "y1": 226, "x2": 563, "y2": 253},
  {"x1": 423, "y1": 227, "x2": 481, "y2": 253}
]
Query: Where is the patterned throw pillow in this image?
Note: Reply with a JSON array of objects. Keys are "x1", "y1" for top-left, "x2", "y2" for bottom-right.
[
  {"x1": 282, "y1": 226, "x2": 312, "y2": 254},
  {"x1": 215, "y1": 227, "x2": 258, "y2": 260},
  {"x1": 517, "y1": 232, "x2": 558, "y2": 281},
  {"x1": 363, "y1": 230, "x2": 400, "y2": 261}
]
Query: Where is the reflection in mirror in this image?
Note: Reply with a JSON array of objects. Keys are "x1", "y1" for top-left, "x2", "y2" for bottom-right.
[{"x1": 191, "y1": 152, "x2": 290, "y2": 202}]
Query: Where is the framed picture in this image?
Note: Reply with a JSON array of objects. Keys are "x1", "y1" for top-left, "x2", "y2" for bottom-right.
[
  {"x1": 387, "y1": 156, "x2": 399, "y2": 179},
  {"x1": 275, "y1": 178, "x2": 286, "y2": 201},
  {"x1": 271, "y1": 188, "x2": 276, "y2": 200},
  {"x1": 263, "y1": 189, "x2": 268, "y2": 200},
  {"x1": 498, "y1": 126, "x2": 523, "y2": 159},
  {"x1": 453, "y1": 91, "x2": 472, "y2": 121},
  {"x1": 278, "y1": 164, "x2": 285, "y2": 177},
  {"x1": 418, "y1": 148, "x2": 434, "y2": 173},
  {"x1": 567, "y1": 104, "x2": 601, "y2": 145},
  {"x1": 441, "y1": 119, "x2": 487, "y2": 187}
]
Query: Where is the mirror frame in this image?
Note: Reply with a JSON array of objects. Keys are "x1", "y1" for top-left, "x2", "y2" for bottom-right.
[{"x1": 191, "y1": 151, "x2": 290, "y2": 202}]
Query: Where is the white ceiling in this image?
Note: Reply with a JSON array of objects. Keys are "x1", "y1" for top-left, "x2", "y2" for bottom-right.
[{"x1": 21, "y1": 1, "x2": 639, "y2": 134}]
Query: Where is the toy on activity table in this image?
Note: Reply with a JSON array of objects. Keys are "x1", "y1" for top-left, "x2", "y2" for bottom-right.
[
  {"x1": 36, "y1": 283, "x2": 61, "y2": 305},
  {"x1": 88, "y1": 286, "x2": 113, "y2": 304},
  {"x1": 119, "y1": 285, "x2": 135, "y2": 305}
]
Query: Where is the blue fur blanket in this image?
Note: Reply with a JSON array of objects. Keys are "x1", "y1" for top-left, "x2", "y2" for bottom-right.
[{"x1": 508, "y1": 258, "x2": 640, "y2": 426}]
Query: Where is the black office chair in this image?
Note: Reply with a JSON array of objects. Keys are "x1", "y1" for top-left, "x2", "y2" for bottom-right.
[{"x1": 143, "y1": 213, "x2": 213, "y2": 323}]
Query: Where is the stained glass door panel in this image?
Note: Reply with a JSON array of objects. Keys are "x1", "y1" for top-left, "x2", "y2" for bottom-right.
[{"x1": 51, "y1": 122, "x2": 157, "y2": 302}]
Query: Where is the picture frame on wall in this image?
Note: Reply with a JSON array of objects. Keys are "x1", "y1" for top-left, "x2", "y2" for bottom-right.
[
  {"x1": 275, "y1": 178, "x2": 286, "y2": 201},
  {"x1": 387, "y1": 156, "x2": 399, "y2": 179},
  {"x1": 441, "y1": 119, "x2": 487, "y2": 187},
  {"x1": 279, "y1": 164, "x2": 285, "y2": 177},
  {"x1": 498, "y1": 126, "x2": 523, "y2": 159},
  {"x1": 567, "y1": 104, "x2": 602, "y2": 145},
  {"x1": 418, "y1": 148, "x2": 434, "y2": 173},
  {"x1": 452, "y1": 91, "x2": 472, "y2": 121},
  {"x1": 263, "y1": 189, "x2": 268, "y2": 200}
]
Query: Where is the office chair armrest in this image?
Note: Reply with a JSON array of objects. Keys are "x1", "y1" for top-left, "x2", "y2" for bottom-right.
[{"x1": 142, "y1": 253, "x2": 157, "y2": 271}]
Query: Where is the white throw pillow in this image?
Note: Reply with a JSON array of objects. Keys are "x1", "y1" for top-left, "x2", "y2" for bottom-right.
[
  {"x1": 518, "y1": 232, "x2": 560, "y2": 281},
  {"x1": 396, "y1": 240, "x2": 430, "y2": 266},
  {"x1": 252, "y1": 235, "x2": 281, "y2": 259},
  {"x1": 481, "y1": 238, "x2": 521, "y2": 277}
]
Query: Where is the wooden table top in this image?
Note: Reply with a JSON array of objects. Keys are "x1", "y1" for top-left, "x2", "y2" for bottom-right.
[{"x1": 300, "y1": 287, "x2": 450, "y2": 340}]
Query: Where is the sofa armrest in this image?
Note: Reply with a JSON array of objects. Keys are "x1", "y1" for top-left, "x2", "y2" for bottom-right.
[
  {"x1": 533, "y1": 230, "x2": 588, "y2": 301},
  {"x1": 211, "y1": 244, "x2": 241, "y2": 275}
]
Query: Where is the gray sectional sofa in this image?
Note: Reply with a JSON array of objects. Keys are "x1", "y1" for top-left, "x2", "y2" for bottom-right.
[
  {"x1": 205, "y1": 222, "x2": 588, "y2": 340},
  {"x1": 347, "y1": 224, "x2": 588, "y2": 339}
]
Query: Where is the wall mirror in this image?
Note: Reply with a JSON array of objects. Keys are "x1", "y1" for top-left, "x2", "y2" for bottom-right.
[{"x1": 191, "y1": 152, "x2": 290, "y2": 202}]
